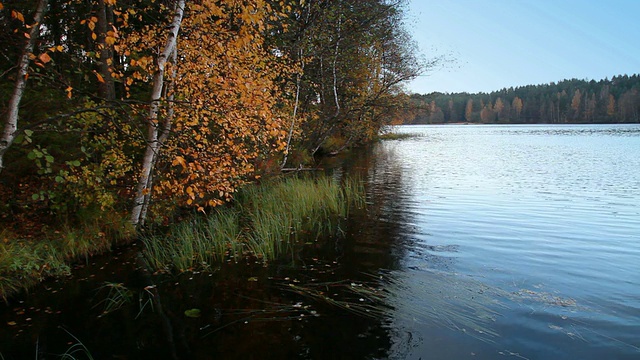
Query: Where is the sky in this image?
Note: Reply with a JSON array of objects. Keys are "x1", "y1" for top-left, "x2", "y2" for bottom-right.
[{"x1": 405, "y1": 0, "x2": 640, "y2": 94}]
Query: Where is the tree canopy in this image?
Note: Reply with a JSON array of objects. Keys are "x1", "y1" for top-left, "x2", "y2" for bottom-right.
[{"x1": 0, "y1": 0, "x2": 425, "y2": 229}]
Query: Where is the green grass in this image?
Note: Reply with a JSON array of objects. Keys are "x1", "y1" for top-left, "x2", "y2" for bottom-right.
[
  {"x1": 0, "y1": 212, "x2": 135, "y2": 301},
  {"x1": 143, "y1": 175, "x2": 365, "y2": 272}
]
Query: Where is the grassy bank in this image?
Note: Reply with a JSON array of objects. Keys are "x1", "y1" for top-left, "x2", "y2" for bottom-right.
[
  {"x1": 0, "y1": 176, "x2": 365, "y2": 299},
  {"x1": 0, "y1": 213, "x2": 135, "y2": 300},
  {"x1": 142, "y1": 175, "x2": 365, "y2": 272}
]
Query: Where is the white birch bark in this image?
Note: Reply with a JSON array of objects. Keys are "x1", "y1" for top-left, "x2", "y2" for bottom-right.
[
  {"x1": 281, "y1": 53, "x2": 303, "y2": 169},
  {"x1": 0, "y1": 0, "x2": 48, "y2": 175},
  {"x1": 131, "y1": 0, "x2": 185, "y2": 227}
]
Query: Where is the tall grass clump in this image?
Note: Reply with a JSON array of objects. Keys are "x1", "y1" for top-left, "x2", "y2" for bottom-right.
[
  {"x1": 93, "y1": 282, "x2": 134, "y2": 317},
  {"x1": 142, "y1": 175, "x2": 365, "y2": 272}
]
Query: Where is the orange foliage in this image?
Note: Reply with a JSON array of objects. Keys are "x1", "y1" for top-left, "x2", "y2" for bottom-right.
[{"x1": 155, "y1": 0, "x2": 291, "y2": 208}]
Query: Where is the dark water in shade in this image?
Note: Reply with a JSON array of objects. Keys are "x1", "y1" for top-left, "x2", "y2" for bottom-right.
[{"x1": 2, "y1": 124, "x2": 640, "y2": 359}]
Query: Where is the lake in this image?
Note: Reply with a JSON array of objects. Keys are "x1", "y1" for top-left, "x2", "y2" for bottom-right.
[
  {"x1": 1, "y1": 124, "x2": 639, "y2": 359},
  {"x1": 369, "y1": 124, "x2": 640, "y2": 359}
]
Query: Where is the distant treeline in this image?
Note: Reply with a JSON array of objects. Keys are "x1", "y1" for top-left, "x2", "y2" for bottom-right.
[{"x1": 405, "y1": 74, "x2": 640, "y2": 124}]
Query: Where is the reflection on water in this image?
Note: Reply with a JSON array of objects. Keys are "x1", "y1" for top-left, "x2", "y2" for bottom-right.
[{"x1": 1, "y1": 124, "x2": 639, "y2": 359}]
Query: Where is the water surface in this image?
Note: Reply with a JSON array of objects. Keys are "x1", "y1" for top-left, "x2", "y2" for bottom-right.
[{"x1": 379, "y1": 124, "x2": 640, "y2": 359}]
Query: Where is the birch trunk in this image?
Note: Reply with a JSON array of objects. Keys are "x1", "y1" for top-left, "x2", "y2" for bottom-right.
[
  {"x1": 138, "y1": 47, "x2": 178, "y2": 224},
  {"x1": 131, "y1": 0, "x2": 185, "y2": 227},
  {"x1": 0, "y1": 0, "x2": 48, "y2": 175},
  {"x1": 281, "y1": 55, "x2": 303, "y2": 169}
]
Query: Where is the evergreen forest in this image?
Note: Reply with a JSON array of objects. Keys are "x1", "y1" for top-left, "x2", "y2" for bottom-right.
[{"x1": 404, "y1": 75, "x2": 640, "y2": 124}]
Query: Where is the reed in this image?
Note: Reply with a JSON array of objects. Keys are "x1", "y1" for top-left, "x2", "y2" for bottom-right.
[
  {"x1": 142, "y1": 175, "x2": 365, "y2": 272},
  {"x1": 58, "y1": 327, "x2": 95, "y2": 360},
  {"x1": 93, "y1": 282, "x2": 134, "y2": 317}
]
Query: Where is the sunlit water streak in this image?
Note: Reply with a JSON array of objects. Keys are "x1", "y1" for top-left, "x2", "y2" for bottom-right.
[{"x1": 378, "y1": 124, "x2": 640, "y2": 359}]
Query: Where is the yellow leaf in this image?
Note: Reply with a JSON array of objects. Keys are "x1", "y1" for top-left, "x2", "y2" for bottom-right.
[
  {"x1": 12, "y1": 10, "x2": 25, "y2": 23},
  {"x1": 66, "y1": 86, "x2": 73, "y2": 99},
  {"x1": 91, "y1": 32, "x2": 97, "y2": 41},
  {"x1": 38, "y1": 52, "x2": 52, "y2": 64},
  {"x1": 94, "y1": 72, "x2": 105, "y2": 83},
  {"x1": 88, "y1": 21, "x2": 95, "y2": 31},
  {"x1": 172, "y1": 156, "x2": 187, "y2": 169}
]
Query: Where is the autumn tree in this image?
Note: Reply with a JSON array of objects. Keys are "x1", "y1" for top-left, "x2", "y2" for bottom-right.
[
  {"x1": 130, "y1": 0, "x2": 185, "y2": 227},
  {"x1": 275, "y1": 0, "x2": 425, "y2": 157},
  {"x1": 464, "y1": 98, "x2": 473, "y2": 122},
  {"x1": 607, "y1": 94, "x2": 616, "y2": 117},
  {"x1": 570, "y1": 88, "x2": 582, "y2": 120},
  {"x1": 512, "y1": 96, "x2": 523, "y2": 121}
]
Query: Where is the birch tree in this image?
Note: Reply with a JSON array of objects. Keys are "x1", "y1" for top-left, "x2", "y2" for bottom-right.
[
  {"x1": 0, "y1": 0, "x2": 48, "y2": 175},
  {"x1": 130, "y1": 0, "x2": 185, "y2": 227}
]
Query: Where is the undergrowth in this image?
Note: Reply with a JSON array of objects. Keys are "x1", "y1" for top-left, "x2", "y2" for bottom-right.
[{"x1": 0, "y1": 212, "x2": 135, "y2": 301}]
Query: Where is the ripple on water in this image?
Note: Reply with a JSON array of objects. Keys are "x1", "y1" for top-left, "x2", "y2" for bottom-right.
[{"x1": 380, "y1": 124, "x2": 640, "y2": 359}]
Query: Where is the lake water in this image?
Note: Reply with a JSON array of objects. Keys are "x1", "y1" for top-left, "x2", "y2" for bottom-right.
[
  {"x1": 368, "y1": 124, "x2": 640, "y2": 359},
  {"x1": 1, "y1": 124, "x2": 639, "y2": 359}
]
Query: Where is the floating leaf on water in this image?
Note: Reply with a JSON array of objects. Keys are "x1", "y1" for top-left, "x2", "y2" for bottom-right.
[
  {"x1": 7, "y1": 321, "x2": 17, "y2": 326},
  {"x1": 184, "y1": 308, "x2": 201, "y2": 318},
  {"x1": 248, "y1": 277, "x2": 258, "y2": 282}
]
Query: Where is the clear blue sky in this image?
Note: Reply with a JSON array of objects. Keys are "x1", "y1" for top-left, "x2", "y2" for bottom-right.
[{"x1": 405, "y1": 0, "x2": 640, "y2": 94}]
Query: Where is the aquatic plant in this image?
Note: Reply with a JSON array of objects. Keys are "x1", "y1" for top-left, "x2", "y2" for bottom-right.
[
  {"x1": 92, "y1": 282, "x2": 134, "y2": 317},
  {"x1": 284, "y1": 280, "x2": 390, "y2": 319},
  {"x1": 58, "y1": 327, "x2": 94, "y2": 360},
  {"x1": 142, "y1": 176, "x2": 365, "y2": 272}
]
